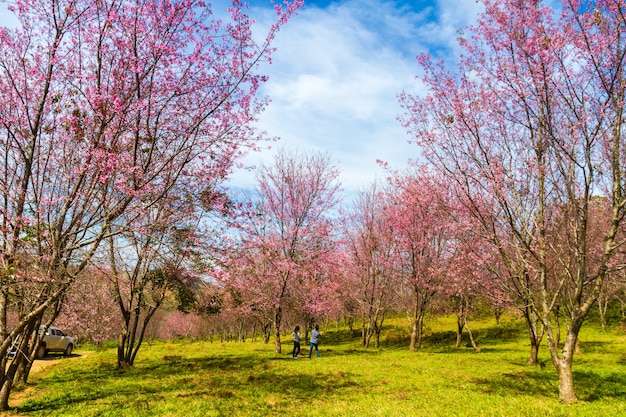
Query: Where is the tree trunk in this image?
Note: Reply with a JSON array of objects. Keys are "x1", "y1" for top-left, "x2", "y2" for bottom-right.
[
  {"x1": 529, "y1": 343, "x2": 539, "y2": 367},
  {"x1": 15, "y1": 337, "x2": 37, "y2": 384},
  {"x1": 494, "y1": 306, "x2": 503, "y2": 328},
  {"x1": 545, "y1": 318, "x2": 581, "y2": 403},
  {"x1": 598, "y1": 296, "x2": 608, "y2": 331},
  {"x1": 0, "y1": 378, "x2": 12, "y2": 411},
  {"x1": 409, "y1": 320, "x2": 417, "y2": 352},
  {"x1": 408, "y1": 315, "x2": 425, "y2": 351},
  {"x1": 118, "y1": 332, "x2": 130, "y2": 369},
  {"x1": 360, "y1": 316, "x2": 365, "y2": 346},
  {"x1": 556, "y1": 357, "x2": 576, "y2": 403},
  {"x1": 16, "y1": 357, "x2": 32, "y2": 385},
  {"x1": 522, "y1": 306, "x2": 543, "y2": 366},
  {"x1": 263, "y1": 326, "x2": 271, "y2": 343},
  {"x1": 374, "y1": 325, "x2": 381, "y2": 349},
  {"x1": 16, "y1": 316, "x2": 49, "y2": 384},
  {"x1": 273, "y1": 308, "x2": 282, "y2": 354},
  {"x1": 0, "y1": 289, "x2": 7, "y2": 410},
  {"x1": 415, "y1": 314, "x2": 424, "y2": 349},
  {"x1": 304, "y1": 317, "x2": 314, "y2": 345},
  {"x1": 239, "y1": 327, "x2": 246, "y2": 342},
  {"x1": 361, "y1": 317, "x2": 369, "y2": 347},
  {"x1": 464, "y1": 319, "x2": 480, "y2": 353},
  {"x1": 0, "y1": 291, "x2": 7, "y2": 341},
  {"x1": 0, "y1": 354, "x2": 21, "y2": 410},
  {"x1": 455, "y1": 313, "x2": 463, "y2": 348},
  {"x1": 409, "y1": 300, "x2": 421, "y2": 352}
]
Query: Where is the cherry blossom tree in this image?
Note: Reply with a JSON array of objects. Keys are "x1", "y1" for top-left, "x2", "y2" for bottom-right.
[
  {"x1": 401, "y1": 0, "x2": 626, "y2": 403},
  {"x1": 443, "y1": 224, "x2": 497, "y2": 353},
  {"x1": 0, "y1": 0, "x2": 301, "y2": 408},
  {"x1": 55, "y1": 268, "x2": 122, "y2": 345},
  {"x1": 384, "y1": 167, "x2": 455, "y2": 351},
  {"x1": 217, "y1": 149, "x2": 342, "y2": 354},
  {"x1": 343, "y1": 184, "x2": 399, "y2": 348},
  {"x1": 156, "y1": 310, "x2": 207, "y2": 340},
  {"x1": 108, "y1": 193, "x2": 205, "y2": 368}
]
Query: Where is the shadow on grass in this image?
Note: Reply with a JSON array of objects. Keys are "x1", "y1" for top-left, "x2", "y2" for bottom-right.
[
  {"x1": 574, "y1": 370, "x2": 626, "y2": 401},
  {"x1": 472, "y1": 368, "x2": 558, "y2": 398},
  {"x1": 37, "y1": 352, "x2": 82, "y2": 360},
  {"x1": 298, "y1": 321, "x2": 526, "y2": 353},
  {"x1": 472, "y1": 367, "x2": 626, "y2": 402},
  {"x1": 16, "y1": 351, "x2": 361, "y2": 414},
  {"x1": 30, "y1": 354, "x2": 73, "y2": 362},
  {"x1": 476, "y1": 324, "x2": 529, "y2": 344}
]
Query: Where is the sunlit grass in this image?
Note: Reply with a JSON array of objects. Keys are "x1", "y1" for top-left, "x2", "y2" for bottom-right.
[{"x1": 10, "y1": 314, "x2": 626, "y2": 416}]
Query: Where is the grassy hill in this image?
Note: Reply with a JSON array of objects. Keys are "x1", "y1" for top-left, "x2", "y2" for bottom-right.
[{"x1": 8, "y1": 314, "x2": 626, "y2": 416}]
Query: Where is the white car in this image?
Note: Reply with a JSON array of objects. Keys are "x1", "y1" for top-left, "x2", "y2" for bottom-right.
[{"x1": 37, "y1": 325, "x2": 74, "y2": 358}]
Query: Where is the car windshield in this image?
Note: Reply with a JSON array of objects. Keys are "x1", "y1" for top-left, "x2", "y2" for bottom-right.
[{"x1": 38, "y1": 326, "x2": 66, "y2": 336}]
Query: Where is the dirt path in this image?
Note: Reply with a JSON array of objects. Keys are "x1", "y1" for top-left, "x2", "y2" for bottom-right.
[
  {"x1": 5, "y1": 353, "x2": 86, "y2": 414},
  {"x1": 24, "y1": 356, "x2": 66, "y2": 374}
]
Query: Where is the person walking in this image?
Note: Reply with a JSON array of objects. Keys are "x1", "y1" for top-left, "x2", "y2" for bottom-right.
[
  {"x1": 308, "y1": 324, "x2": 321, "y2": 359},
  {"x1": 291, "y1": 326, "x2": 301, "y2": 359}
]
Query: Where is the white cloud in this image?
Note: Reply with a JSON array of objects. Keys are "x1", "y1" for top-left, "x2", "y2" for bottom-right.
[{"x1": 228, "y1": 0, "x2": 482, "y2": 195}]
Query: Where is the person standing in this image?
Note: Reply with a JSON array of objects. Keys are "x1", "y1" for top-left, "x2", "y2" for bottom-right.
[
  {"x1": 308, "y1": 324, "x2": 321, "y2": 359},
  {"x1": 291, "y1": 326, "x2": 301, "y2": 359}
]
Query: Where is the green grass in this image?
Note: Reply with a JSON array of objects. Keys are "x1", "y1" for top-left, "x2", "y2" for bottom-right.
[{"x1": 10, "y1": 314, "x2": 626, "y2": 417}]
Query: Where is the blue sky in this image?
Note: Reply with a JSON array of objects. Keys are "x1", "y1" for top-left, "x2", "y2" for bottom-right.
[
  {"x1": 231, "y1": 0, "x2": 483, "y2": 194},
  {"x1": 0, "y1": 0, "x2": 483, "y2": 194}
]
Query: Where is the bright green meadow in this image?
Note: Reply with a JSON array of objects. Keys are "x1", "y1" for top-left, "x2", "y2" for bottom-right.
[{"x1": 8, "y1": 315, "x2": 626, "y2": 417}]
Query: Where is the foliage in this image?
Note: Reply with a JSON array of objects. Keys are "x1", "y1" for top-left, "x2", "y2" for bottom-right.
[{"x1": 55, "y1": 270, "x2": 122, "y2": 345}]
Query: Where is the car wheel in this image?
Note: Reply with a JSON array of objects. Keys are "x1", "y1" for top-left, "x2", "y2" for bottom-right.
[
  {"x1": 64, "y1": 344, "x2": 73, "y2": 356},
  {"x1": 36, "y1": 345, "x2": 46, "y2": 359}
]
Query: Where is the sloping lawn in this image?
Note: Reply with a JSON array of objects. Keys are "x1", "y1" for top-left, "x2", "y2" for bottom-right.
[{"x1": 10, "y1": 315, "x2": 626, "y2": 416}]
